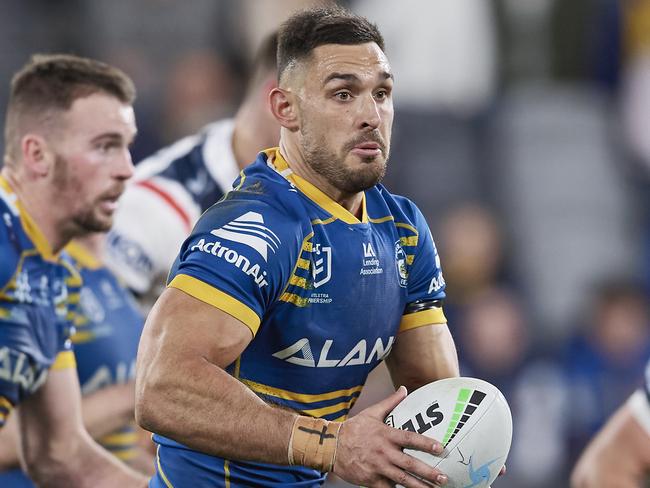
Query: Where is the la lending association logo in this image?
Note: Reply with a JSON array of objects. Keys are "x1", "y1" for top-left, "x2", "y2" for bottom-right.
[{"x1": 360, "y1": 242, "x2": 383, "y2": 276}]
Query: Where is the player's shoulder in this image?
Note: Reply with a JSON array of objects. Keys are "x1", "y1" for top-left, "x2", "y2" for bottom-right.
[
  {"x1": 194, "y1": 155, "x2": 310, "y2": 241},
  {"x1": 133, "y1": 119, "x2": 232, "y2": 179},
  {"x1": 0, "y1": 182, "x2": 29, "y2": 288},
  {"x1": 371, "y1": 185, "x2": 427, "y2": 231},
  {"x1": 126, "y1": 119, "x2": 237, "y2": 218},
  {"x1": 195, "y1": 192, "x2": 307, "y2": 245},
  {"x1": 133, "y1": 119, "x2": 236, "y2": 185}
]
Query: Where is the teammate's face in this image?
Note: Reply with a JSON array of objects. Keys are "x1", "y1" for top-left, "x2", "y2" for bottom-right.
[
  {"x1": 296, "y1": 42, "x2": 393, "y2": 194},
  {"x1": 50, "y1": 93, "x2": 136, "y2": 233}
]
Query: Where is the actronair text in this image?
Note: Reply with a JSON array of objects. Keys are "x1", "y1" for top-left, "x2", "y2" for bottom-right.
[{"x1": 191, "y1": 238, "x2": 269, "y2": 288}]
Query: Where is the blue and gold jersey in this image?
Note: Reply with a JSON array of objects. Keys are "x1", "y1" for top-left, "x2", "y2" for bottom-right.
[
  {"x1": 0, "y1": 176, "x2": 80, "y2": 428},
  {"x1": 0, "y1": 242, "x2": 145, "y2": 487},
  {"x1": 66, "y1": 241, "x2": 144, "y2": 462},
  {"x1": 152, "y1": 148, "x2": 447, "y2": 487}
]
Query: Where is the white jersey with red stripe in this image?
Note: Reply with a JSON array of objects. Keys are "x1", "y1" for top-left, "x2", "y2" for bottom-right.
[{"x1": 104, "y1": 119, "x2": 239, "y2": 297}]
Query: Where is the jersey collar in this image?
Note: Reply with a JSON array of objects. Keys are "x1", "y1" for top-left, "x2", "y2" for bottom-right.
[
  {"x1": 64, "y1": 241, "x2": 102, "y2": 270},
  {"x1": 264, "y1": 148, "x2": 368, "y2": 225},
  {"x1": 0, "y1": 175, "x2": 59, "y2": 262}
]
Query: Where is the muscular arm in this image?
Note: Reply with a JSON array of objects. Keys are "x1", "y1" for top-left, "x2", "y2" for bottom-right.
[
  {"x1": 135, "y1": 286, "x2": 298, "y2": 463},
  {"x1": 136, "y1": 287, "x2": 451, "y2": 488},
  {"x1": 571, "y1": 397, "x2": 650, "y2": 488},
  {"x1": 0, "y1": 381, "x2": 141, "y2": 470},
  {"x1": 17, "y1": 367, "x2": 146, "y2": 487},
  {"x1": 83, "y1": 381, "x2": 137, "y2": 438},
  {"x1": 385, "y1": 323, "x2": 459, "y2": 393}
]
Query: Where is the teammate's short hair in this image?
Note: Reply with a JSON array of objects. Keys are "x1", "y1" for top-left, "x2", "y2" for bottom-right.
[
  {"x1": 246, "y1": 31, "x2": 279, "y2": 94},
  {"x1": 4, "y1": 53, "x2": 136, "y2": 162},
  {"x1": 277, "y1": 6, "x2": 384, "y2": 82}
]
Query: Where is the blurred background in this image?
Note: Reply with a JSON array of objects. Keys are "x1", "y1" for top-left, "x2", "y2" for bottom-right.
[{"x1": 2, "y1": 0, "x2": 650, "y2": 486}]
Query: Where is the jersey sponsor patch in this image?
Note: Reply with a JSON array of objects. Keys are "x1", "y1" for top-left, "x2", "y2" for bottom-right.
[
  {"x1": 190, "y1": 238, "x2": 269, "y2": 288},
  {"x1": 427, "y1": 251, "x2": 446, "y2": 294},
  {"x1": 210, "y1": 211, "x2": 280, "y2": 262},
  {"x1": 0, "y1": 346, "x2": 49, "y2": 395},
  {"x1": 272, "y1": 336, "x2": 394, "y2": 368}
]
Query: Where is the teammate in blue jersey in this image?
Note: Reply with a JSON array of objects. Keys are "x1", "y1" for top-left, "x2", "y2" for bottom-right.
[
  {"x1": 0, "y1": 54, "x2": 146, "y2": 486},
  {"x1": 137, "y1": 7, "x2": 460, "y2": 488},
  {"x1": 571, "y1": 358, "x2": 650, "y2": 487},
  {"x1": 0, "y1": 233, "x2": 151, "y2": 485}
]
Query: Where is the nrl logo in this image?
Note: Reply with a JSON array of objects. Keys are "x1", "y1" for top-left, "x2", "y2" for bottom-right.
[{"x1": 311, "y1": 244, "x2": 332, "y2": 288}]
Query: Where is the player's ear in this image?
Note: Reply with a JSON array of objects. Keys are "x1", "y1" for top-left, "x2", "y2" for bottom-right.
[
  {"x1": 269, "y1": 87, "x2": 299, "y2": 132},
  {"x1": 20, "y1": 133, "x2": 54, "y2": 177}
]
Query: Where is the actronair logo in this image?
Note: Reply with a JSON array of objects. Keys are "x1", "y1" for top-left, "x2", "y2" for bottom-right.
[
  {"x1": 210, "y1": 211, "x2": 280, "y2": 262},
  {"x1": 190, "y1": 239, "x2": 269, "y2": 288}
]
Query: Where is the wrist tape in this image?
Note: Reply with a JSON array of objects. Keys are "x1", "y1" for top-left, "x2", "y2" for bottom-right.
[{"x1": 288, "y1": 416, "x2": 341, "y2": 472}]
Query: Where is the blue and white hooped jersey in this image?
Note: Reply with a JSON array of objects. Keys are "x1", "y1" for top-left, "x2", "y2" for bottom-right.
[
  {"x1": 152, "y1": 148, "x2": 447, "y2": 487},
  {"x1": 0, "y1": 176, "x2": 80, "y2": 429}
]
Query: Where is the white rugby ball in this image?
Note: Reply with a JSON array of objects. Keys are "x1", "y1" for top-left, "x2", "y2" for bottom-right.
[{"x1": 384, "y1": 377, "x2": 512, "y2": 488}]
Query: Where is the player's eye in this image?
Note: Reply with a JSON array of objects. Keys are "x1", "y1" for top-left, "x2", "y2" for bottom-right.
[
  {"x1": 335, "y1": 91, "x2": 352, "y2": 101},
  {"x1": 374, "y1": 89, "x2": 389, "y2": 101},
  {"x1": 96, "y1": 141, "x2": 119, "y2": 153}
]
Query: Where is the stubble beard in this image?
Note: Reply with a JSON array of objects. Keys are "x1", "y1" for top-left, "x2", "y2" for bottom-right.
[
  {"x1": 52, "y1": 154, "x2": 113, "y2": 235},
  {"x1": 300, "y1": 124, "x2": 389, "y2": 195}
]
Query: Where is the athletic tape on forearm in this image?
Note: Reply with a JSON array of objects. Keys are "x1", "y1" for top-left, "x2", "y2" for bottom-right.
[{"x1": 288, "y1": 416, "x2": 341, "y2": 472}]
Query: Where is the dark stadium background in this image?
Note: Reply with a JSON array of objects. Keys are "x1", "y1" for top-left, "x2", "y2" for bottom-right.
[{"x1": 2, "y1": 1, "x2": 650, "y2": 486}]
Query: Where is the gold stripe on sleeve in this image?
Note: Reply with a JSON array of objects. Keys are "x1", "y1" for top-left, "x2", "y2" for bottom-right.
[
  {"x1": 399, "y1": 308, "x2": 447, "y2": 332},
  {"x1": 0, "y1": 397, "x2": 13, "y2": 411},
  {"x1": 51, "y1": 350, "x2": 76, "y2": 371},
  {"x1": 168, "y1": 274, "x2": 261, "y2": 336}
]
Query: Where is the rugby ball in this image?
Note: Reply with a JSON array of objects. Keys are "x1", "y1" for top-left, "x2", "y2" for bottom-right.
[{"x1": 385, "y1": 377, "x2": 512, "y2": 488}]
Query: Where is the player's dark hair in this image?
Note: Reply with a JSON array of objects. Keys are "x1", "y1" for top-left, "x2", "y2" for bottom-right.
[
  {"x1": 277, "y1": 6, "x2": 384, "y2": 81},
  {"x1": 4, "y1": 53, "x2": 135, "y2": 160}
]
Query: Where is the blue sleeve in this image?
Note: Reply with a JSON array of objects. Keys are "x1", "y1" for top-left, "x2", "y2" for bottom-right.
[
  {"x1": 167, "y1": 199, "x2": 302, "y2": 336},
  {"x1": 0, "y1": 307, "x2": 63, "y2": 427},
  {"x1": 398, "y1": 202, "x2": 447, "y2": 332},
  {"x1": 405, "y1": 204, "x2": 446, "y2": 303}
]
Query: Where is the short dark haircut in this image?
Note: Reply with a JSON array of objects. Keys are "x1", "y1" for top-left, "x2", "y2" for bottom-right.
[
  {"x1": 277, "y1": 6, "x2": 384, "y2": 82},
  {"x1": 4, "y1": 53, "x2": 136, "y2": 160}
]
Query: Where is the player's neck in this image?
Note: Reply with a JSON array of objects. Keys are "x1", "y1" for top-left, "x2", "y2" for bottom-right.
[
  {"x1": 73, "y1": 233, "x2": 105, "y2": 259},
  {"x1": 278, "y1": 141, "x2": 364, "y2": 220},
  {"x1": 231, "y1": 122, "x2": 258, "y2": 171},
  {"x1": 2, "y1": 167, "x2": 71, "y2": 254},
  {"x1": 233, "y1": 93, "x2": 279, "y2": 171}
]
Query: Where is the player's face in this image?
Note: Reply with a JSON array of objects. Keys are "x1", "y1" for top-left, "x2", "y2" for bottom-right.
[
  {"x1": 297, "y1": 42, "x2": 393, "y2": 194},
  {"x1": 51, "y1": 93, "x2": 136, "y2": 233}
]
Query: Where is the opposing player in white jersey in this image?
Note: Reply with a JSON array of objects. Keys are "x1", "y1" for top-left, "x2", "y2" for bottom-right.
[
  {"x1": 104, "y1": 33, "x2": 279, "y2": 305},
  {"x1": 571, "y1": 359, "x2": 650, "y2": 487}
]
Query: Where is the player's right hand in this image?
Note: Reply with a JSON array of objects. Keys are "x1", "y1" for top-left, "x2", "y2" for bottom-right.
[{"x1": 333, "y1": 386, "x2": 448, "y2": 487}]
